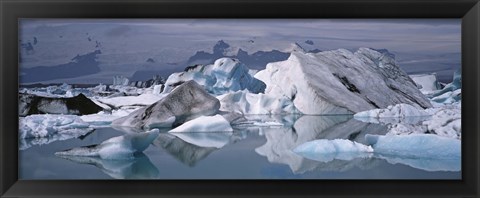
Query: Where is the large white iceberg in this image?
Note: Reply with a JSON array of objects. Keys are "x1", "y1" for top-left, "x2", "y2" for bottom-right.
[
  {"x1": 409, "y1": 73, "x2": 442, "y2": 94},
  {"x1": 162, "y1": 58, "x2": 266, "y2": 95},
  {"x1": 293, "y1": 139, "x2": 373, "y2": 163},
  {"x1": 365, "y1": 134, "x2": 461, "y2": 159},
  {"x1": 19, "y1": 114, "x2": 93, "y2": 139},
  {"x1": 112, "y1": 81, "x2": 220, "y2": 129},
  {"x1": 254, "y1": 48, "x2": 431, "y2": 114},
  {"x1": 218, "y1": 90, "x2": 299, "y2": 115},
  {"x1": 55, "y1": 129, "x2": 160, "y2": 160}
]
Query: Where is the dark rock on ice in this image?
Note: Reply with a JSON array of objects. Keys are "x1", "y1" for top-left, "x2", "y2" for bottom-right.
[{"x1": 19, "y1": 93, "x2": 104, "y2": 116}]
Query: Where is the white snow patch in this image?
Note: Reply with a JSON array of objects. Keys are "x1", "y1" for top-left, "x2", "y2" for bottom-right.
[
  {"x1": 169, "y1": 115, "x2": 233, "y2": 132},
  {"x1": 20, "y1": 114, "x2": 92, "y2": 139}
]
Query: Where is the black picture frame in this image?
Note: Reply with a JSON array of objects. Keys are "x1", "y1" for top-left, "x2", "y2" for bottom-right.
[{"x1": 1, "y1": 0, "x2": 479, "y2": 197}]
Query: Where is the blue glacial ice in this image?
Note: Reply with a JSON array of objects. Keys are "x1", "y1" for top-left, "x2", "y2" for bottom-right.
[{"x1": 365, "y1": 134, "x2": 460, "y2": 159}]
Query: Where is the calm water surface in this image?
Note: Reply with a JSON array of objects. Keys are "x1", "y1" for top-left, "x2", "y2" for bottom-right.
[{"x1": 19, "y1": 115, "x2": 461, "y2": 179}]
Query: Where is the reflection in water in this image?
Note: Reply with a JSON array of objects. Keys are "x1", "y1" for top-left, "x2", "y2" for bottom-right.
[
  {"x1": 169, "y1": 132, "x2": 233, "y2": 148},
  {"x1": 255, "y1": 115, "x2": 388, "y2": 174},
  {"x1": 57, "y1": 153, "x2": 159, "y2": 179},
  {"x1": 153, "y1": 133, "x2": 218, "y2": 167},
  {"x1": 374, "y1": 154, "x2": 461, "y2": 172},
  {"x1": 19, "y1": 129, "x2": 95, "y2": 150}
]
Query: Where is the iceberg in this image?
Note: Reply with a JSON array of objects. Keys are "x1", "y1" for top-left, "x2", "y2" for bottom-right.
[
  {"x1": 55, "y1": 129, "x2": 160, "y2": 160},
  {"x1": 293, "y1": 139, "x2": 373, "y2": 163},
  {"x1": 383, "y1": 105, "x2": 461, "y2": 139},
  {"x1": 19, "y1": 93, "x2": 103, "y2": 116},
  {"x1": 365, "y1": 134, "x2": 461, "y2": 159},
  {"x1": 19, "y1": 114, "x2": 93, "y2": 139},
  {"x1": 112, "y1": 81, "x2": 220, "y2": 129},
  {"x1": 169, "y1": 115, "x2": 233, "y2": 132},
  {"x1": 409, "y1": 73, "x2": 442, "y2": 94},
  {"x1": 57, "y1": 153, "x2": 160, "y2": 179},
  {"x1": 218, "y1": 90, "x2": 299, "y2": 115},
  {"x1": 354, "y1": 103, "x2": 431, "y2": 119},
  {"x1": 254, "y1": 48, "x2": 431, "y2": 114},
  {"x1": 162, "y1": 58, "x2": 266, "y2": 95}
]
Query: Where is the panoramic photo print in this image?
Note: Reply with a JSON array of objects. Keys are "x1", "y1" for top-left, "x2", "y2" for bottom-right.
[{"x1": 19, "y1": 19, "x2": 461, "y2": 179}]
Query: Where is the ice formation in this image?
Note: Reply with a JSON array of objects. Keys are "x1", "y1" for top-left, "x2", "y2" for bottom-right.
[
  {"x1": 112, "y1": 81, "x2": 220, "y2": 129},
  {"x1": 354, "y1": 103, "x2": 431, "y2": 119},
  {"x1": 254, "y1": 49, "x2": 431, "y2": 114},
  {"x1": 293, "y1": 139, "x2": 373, "y2": 162},
  {"x1": 19, "y1": 114, "x2": 93, "y2": 139},
  {"x1": 409, "y1": 73, "x2": 442, "y2": 94},
  {"x1": 218, "y1": 90, "x2": 299, "y2": 115},
  {"x1": 169, "y1": 115, "x2": 233, "y2": 132},
  {"x1": 19, "y1": 93, "x2": 103, "y2": 116},
  {"x1": 365, "y1": 134, "x2": 460, "y2": 159},
  {"x1": 162, "y1": 58, "x2": 266, "y2": 95},
  {"x1": 55, "y1": 129, "x2": 160, "y2": 159}
]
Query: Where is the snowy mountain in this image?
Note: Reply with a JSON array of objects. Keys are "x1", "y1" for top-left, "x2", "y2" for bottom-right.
[
  {"x1": 186, "y1": 40, "x2": 290, "y2": 70},
  {"x1": 20, "y1": 50, "x2": 102, "y2": 83}
]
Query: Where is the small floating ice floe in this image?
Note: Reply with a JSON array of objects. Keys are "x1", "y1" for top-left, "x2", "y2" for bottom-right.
[{"x1": 293, "y1": 139, "x2": 374, "y2": 163}]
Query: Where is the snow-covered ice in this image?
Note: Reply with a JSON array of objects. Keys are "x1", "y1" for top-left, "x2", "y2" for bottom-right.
[
  {"x1": 162, "y1": 58, "x2": 265, "y2": 95},
  {"x1": 97, "y1": 93, "x2": 164, "y2": 108},
  {"x1": 20, "y1": 114, "x2": 93, "y2": 139},
  {"x1": 169, "y1": 115, "x2": 233, "y2": 132},
  {"x1": 293, "y1": 139, "x2": 373, "y2": 162},
  {"x1": 409, "y1": 73, "x2": 442, "y2": 94},
  {"x1": 55, "y1": 129, "x2": 160, "y2": 160},
  {"x1": 218, "y1": 90, "x2": 299, "y2": 115},
  {"x1": 354, "y1": 103, "x2": 431, "y2": 119},
  {"x1": 254, "y1": 48, "x2": 431, "y2": 114}
]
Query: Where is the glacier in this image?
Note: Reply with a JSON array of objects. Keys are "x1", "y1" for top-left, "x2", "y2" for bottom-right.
[
  {"x1": 55, "y1": 129, "x2": 160, "y2": 160},
  {"x1": 112, "y1": 81, "x2": 220, "y2": 129},
  {"x1": 254, "y1": 48, "x2": 431, "y2": 114},
  {"x1": 162, "y1": 58, "x2": 266, "y2": 95}
]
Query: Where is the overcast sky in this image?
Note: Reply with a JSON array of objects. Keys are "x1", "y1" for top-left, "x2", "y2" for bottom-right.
[{"x1": 19, "y1": 19, "x2": 461, "y2": 84}]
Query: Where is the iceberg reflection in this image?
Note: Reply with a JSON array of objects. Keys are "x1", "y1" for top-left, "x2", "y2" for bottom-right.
[{"x1": 57, "y1": 153, "x2": 159, "y2": 179}]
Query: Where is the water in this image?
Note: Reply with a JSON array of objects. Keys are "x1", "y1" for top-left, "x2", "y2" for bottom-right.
[{"x1": 19, "y1": 115, "x2": 461, "y2": 180}]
